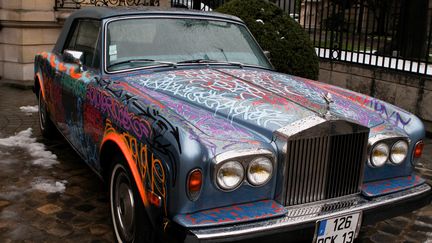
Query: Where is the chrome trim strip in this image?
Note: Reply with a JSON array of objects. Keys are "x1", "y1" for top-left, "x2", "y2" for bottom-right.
[
  {"x1": 367, "y1": 132, "x2": 408, "y2": 145},
  {"x1": 189, "y1": 183, "x2": 431, "y2": 240},
  {"x1": 275, "y1": 115, "x2": 326, "y2": 139},
  {"x1": 213, "y1": 149, "x2": 274, "y2": 164}
]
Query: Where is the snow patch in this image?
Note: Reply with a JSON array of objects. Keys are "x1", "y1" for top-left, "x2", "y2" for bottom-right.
[
  {"x1": 31, "y1": 178, "x2": 67, "y2": 193},
  {"x1": 19, "y1": 105, "x2": 38, "y2": 113},
  {"x1": 0, "y1": 128, "x2": 58, "y2": 167}
]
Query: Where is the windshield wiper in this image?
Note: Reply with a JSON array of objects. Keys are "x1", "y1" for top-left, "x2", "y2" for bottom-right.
[
  {"x1": 177, "y1": 59, "x2": 220, "y2": 64},
  {"x1": 177, "y1": 59, "x2": 244, "y2": 68},
  {"x1": 107, "y1": 59, "x2": 177, "y2": 69}
]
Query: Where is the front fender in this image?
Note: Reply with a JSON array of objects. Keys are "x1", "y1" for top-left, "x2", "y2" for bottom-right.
[
  {"x1": 34, "y1": 53, "x2": 49, "y2": 99},
  {"x1": 101, "y1": 132, "x2": 150, "y2": 208},
  {"x1": 100, "y1": 120, "x2": 171, "y2": 228}
]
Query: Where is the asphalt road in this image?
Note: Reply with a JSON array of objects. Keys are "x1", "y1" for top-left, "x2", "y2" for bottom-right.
[{"x1": 0, "y1": 85, "x2": 431, "y2": 243}]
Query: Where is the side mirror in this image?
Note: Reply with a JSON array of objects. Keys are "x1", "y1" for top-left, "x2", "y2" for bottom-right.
[
  {"x1": 263, "y1": 50, "x2": 271, "y2": 59},
  {"x1": 63, "y1": 50, "x2": 84, "y2": 72}
]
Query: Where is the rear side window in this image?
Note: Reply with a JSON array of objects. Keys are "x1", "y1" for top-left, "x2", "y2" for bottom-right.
[{"x1": 64, "y1": 19, "x2": 101, "y2": 69}]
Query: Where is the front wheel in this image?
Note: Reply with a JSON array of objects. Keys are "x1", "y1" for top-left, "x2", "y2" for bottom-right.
[{"x1": 109, "y1": 160, "x2": 157, "y2": 243}]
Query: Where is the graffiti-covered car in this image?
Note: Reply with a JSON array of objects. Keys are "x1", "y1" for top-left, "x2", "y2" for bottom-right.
[{"x1": 34, "y1": 7, "x2": 431, "y2": 243}]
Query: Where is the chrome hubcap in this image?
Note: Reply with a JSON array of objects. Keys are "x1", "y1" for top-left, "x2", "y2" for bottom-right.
[{"x1": 114, "y1": 169, "x2": 135, "y2": 242}]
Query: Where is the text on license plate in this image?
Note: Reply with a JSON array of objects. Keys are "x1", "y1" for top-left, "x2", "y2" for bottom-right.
[{"x1": 314, "y1": 212, "x2": 361, "y2": 243}]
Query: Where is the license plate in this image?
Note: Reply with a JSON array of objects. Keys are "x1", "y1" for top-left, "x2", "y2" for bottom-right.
[{"x1": 314, "y1": 212, "x2": 362, "y2": 243}]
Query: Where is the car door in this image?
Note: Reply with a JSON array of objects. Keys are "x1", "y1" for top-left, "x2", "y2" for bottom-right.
[{"x1": 57, "y1": 19, "x2": 102, "y2": 160}]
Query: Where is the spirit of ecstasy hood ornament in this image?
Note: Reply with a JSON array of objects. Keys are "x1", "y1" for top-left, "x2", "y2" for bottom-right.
[{"x1": 322, "y1": 92, "x2": 333, "y2": 118}]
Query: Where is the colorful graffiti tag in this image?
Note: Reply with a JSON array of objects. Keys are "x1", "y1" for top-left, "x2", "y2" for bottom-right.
[
  {"x1": 220, "y1": 69, "x2": 386, "y2": 128},
  {"x1": 126, "y1": 69, "x2": 314, "y2": 130},
  {"x1": 84, "y1": 103, "x2": 104, "y2": 142},
  {"x1": 37, "y1": 52, "x2": 93, "y2": 99},
  {"x1": 121, "y1": 68, "x2": 416, "y2": 133},
  {"x1": 103, "y1": 120, "x2": 167, "y2": 214},
  {"x1": 174, "y1": 200, "x2": 286, "y2": 227},
  {"x1": 362, "y1": 175, "x2": 424, "y2": 197},
  {"x1": 219, "y1": 68, "x2": 416, "y2": 131},
  {"x1": 111, "y1": 80, "x2": 263, "y2": 156},
  {"x1": 87, "y1": 85, "x2": 152, "y2": 141},
  {"x1": 346, "y1": 94, "x2": 412, "y2": 129}
]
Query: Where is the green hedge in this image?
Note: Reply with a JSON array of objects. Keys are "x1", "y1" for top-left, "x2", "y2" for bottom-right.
[{"x1": 217, "y1": 0, "x2": 319, "y2": 80}]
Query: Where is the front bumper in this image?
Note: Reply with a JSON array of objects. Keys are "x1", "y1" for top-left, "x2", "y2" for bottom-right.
[{"x1": 183, "y1": 183, "x2": 431, "y2": 243}]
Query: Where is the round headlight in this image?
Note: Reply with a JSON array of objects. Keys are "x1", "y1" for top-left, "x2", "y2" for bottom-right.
[
  {"x1": 247, "y1": 157, "x2": 273, "y2": 186},
  {"x1": 370, "y1": 142, "x2": 389, "y2": 167},
  {"x1": 216, "y1": 161, "x2": 244, "y2": 190},
  {"x1": 390, "y1": 140, "x2": 408, "y2": 165}
]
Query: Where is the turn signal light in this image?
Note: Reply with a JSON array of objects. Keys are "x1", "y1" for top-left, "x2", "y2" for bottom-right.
[
  {"x1": 187, "y1": 169, "x2": 202, "y2": 201},
  {"x1": 414, "y1": 140, "x2": 424, "y2": 158}
]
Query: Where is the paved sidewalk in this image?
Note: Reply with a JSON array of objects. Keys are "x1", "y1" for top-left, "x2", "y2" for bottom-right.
[
  {"x1": 0, "y1": 85, "x2": 431, "y2": 242},
  {"x1": 0, "y1": 86, "x2": 113, "y2": 242}
]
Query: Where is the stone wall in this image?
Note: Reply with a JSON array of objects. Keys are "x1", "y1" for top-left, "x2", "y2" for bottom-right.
[
  {"x1": 0, "y1": 0, "x2": 171, "y2": 86},
  {"x1": 319, "y1": 60, "x2": 432, "y2": 133},
  {"x1": 0, "y1": 0, "x2": 63, "y2": 86}
]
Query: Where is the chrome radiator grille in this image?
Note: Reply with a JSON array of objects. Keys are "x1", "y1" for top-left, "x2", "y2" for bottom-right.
[{"x1": 284, "y1": 132, "x2": 369, "y2": 206}]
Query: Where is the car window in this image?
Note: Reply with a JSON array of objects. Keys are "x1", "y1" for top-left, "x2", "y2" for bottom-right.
[
  {"x1": 106, "y1": 18, "x2": 272, "y2": 71},
  {"x1": 64, "y1": 19, "x2": 101, "y2": 69}
]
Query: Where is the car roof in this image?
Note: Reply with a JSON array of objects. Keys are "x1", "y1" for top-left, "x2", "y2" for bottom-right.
[{"x1": 68, "y1": 6, "x2": 242, "y2": 22}]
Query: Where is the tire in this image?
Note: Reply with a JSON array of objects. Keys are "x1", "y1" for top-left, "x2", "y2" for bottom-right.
[
  {"x1": 109, "y1": 159, "x2": 157, "y2": 243},
  {"x1": 38, "y1": 89, "x2": 56, "y2": 138}
]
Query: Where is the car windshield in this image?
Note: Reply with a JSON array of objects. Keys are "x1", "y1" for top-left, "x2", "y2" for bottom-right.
[{"x1": 105, "y1": 18, "x2": 272, "y2": 71}]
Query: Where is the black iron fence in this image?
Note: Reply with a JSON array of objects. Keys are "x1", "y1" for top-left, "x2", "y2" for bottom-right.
[
  {"x1": 171, "y1": 0, "x2": 223, "y2": 10},
  {"x1": 54, "y1": 0, "x2": 432, "y2": 75},
  {"x1": 170, "y1": 0, "x2": 432, "y2": 76},
  {"x1": 54, "y1": 0, "x2": 159, "y2": 10}
]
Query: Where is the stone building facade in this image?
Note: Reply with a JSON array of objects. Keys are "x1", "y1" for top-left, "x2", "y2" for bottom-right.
[
  {"x1": 0, "y1": 0, "x2": 62, "y2": 86},
  {"x1": 0, "y1": 0, "x2": 170, "y2": 86}
]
